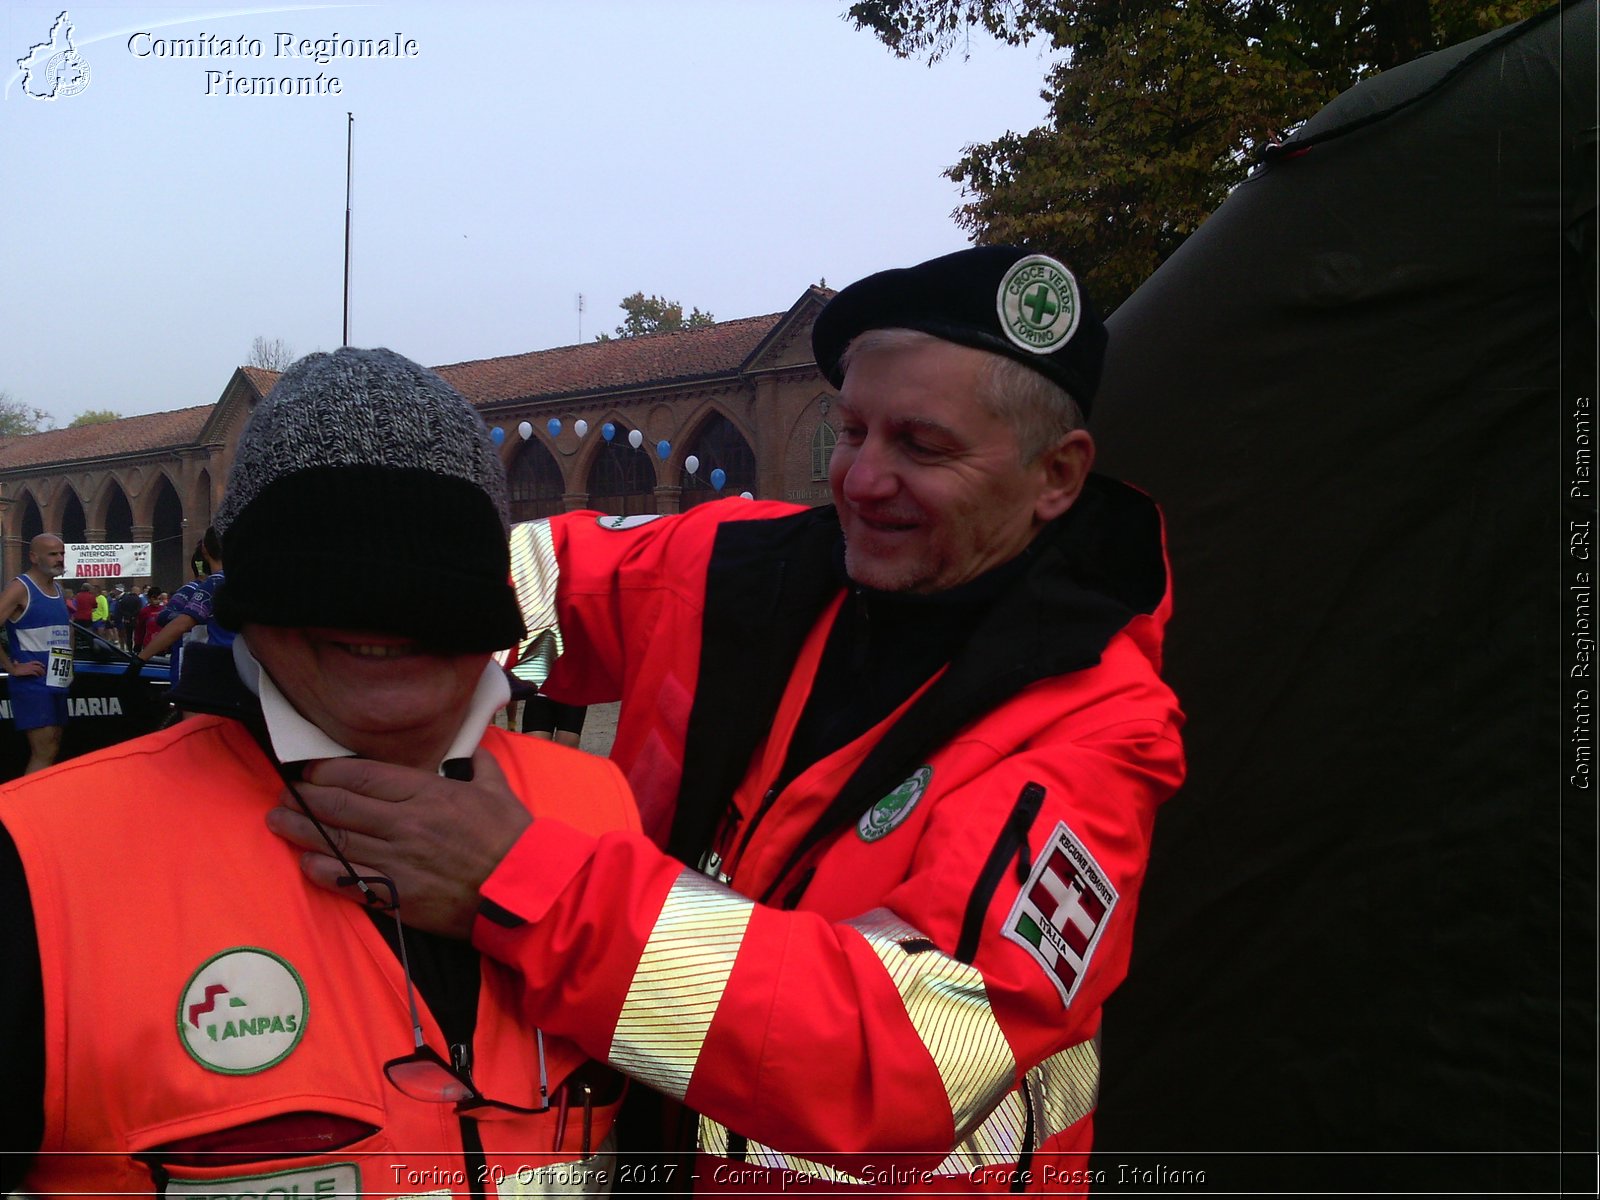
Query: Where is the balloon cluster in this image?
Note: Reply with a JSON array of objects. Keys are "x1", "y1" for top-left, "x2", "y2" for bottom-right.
[
  {"x1": 492, "y1": 417, "x2": 591, "y2": 443},
  {"x1": 487, "y1": 417, "x2": 753, "y2": 499}
]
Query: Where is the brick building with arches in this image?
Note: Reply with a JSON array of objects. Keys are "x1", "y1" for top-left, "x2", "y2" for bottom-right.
[
  {"x1": 0, "y1": 367, "x2": 277, "y2": 589},
  {"x1": 0, "y1": 286, "x2": 842, "y2": 587}
]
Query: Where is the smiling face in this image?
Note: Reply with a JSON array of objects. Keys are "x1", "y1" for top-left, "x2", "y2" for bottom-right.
[
  {"x1": 829, "y1": 336, "x2": 1093, "y2": 594},
  {"x1": 245, "y1": 625, "x2": 488, "y2": 769}
]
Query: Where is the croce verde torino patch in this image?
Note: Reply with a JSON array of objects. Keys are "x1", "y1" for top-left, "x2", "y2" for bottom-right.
[
  {"x1": 996, "y1": 254, "x2": 1082, "y2": 354},
  {"x1": 858, "y1": 766, "x2": 932, "y2": 842},
  {"x1": 178, "y1": 947, "x2": 307, "y2": 1074}
]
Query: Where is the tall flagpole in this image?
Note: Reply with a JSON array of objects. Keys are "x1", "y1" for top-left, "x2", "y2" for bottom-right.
[{"x1": 342, "y1": 112, "x2": 354, "y2": 347}]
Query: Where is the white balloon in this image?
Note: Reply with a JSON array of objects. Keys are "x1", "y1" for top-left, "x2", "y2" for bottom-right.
[
  {"x1": 574, "y1": 419, "x2": 589, "y2": 437},
  {"x1": 739, "y1": 491, "x2": 754, "y2": 500},
  {"x1": 685, "y1": 455, "x2": 700, "y2": 475},
  {"x1": 518, "y1": 421, "x2": 533, "y2": 441},
  {"x1": 627, "y1": 429, "x2": 643, "y2": 449}
]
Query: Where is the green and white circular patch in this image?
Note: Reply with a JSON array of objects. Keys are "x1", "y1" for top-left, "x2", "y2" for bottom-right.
[
  {"x1": 996, "y1": 254, "x2": 1081, "y2": 354},
  {"x1": 858, "y1": 766, "x2": 933, "y2": 842},
  {"x1": 177, "y1": 947, "x2": 307, "y2": 1075}
]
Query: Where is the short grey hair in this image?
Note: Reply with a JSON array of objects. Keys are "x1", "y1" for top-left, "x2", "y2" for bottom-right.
[{"x1": 839, "y1": 328, "x2": 1085, "y2": 462}]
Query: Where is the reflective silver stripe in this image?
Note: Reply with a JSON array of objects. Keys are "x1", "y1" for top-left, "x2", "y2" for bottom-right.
[
  {"x1": 696, "y1": 1038, "x2": 1100, "y2": 1182},
  {"x1": 846, "y1": 909, "x2": 1016, "y2": 1140},
  {"x1": 506, "y1": 520, "x2": 562, "y2": 683},
  {"x1": 1030, "y1": 1034, "x2": 1100, "y2": 1143},
  {"x1": 698, "y1": 1117, "x2": 861, "y2": 1184},
  {"x1": 608, "y1": 871, "x2": 754, "y2": 1100},
  {"x1": 932, "y1": 1037, "x2": 1100, "y2": 1175},
  {"x1": 934, "y1": 1087, "x2": 1028, "y2": 1176}
]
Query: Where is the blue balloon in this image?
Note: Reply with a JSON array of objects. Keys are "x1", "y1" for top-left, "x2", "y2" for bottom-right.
[
  {"x1": 601, "y1": 422, "x2": 616, "y2": 442},
  {"x1": 656, "y1": 439, "x2": 671, "y2": 460},
  {"x1": 710, "y1": 467, "x2": 726, "y2": 491},
  {"x1": 547, "y1": 417, "x2": 562, "y2": 437},
  {"x1": 490, "y1": 426, "x2": 505, "y2": 445}
]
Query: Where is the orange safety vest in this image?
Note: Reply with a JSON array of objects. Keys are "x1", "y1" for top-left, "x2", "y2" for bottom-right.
[{"x1": 0, "y1": 716, "x2": 637, "y2": 1198}]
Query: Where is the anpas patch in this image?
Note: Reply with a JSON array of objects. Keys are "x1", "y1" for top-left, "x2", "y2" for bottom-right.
[
  {"x1": 1001, "y1": 820, "x2": 1118, "y2": 1007},
  {"x1": 996, "y1": 254, "x2": 1082, "y2": 354},
  {"x1": 164, "y1": 1162, "x2": 358, "y2": 1196},
  {"x1": 178, "y1": 947, "x2": 307, "y2": 1075},
  {"x1": 858, "y1": 766, "x2": 932, "y2": 842}
]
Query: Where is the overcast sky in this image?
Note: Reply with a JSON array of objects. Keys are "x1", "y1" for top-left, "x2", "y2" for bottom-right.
[{"x1": 1, "y1": 1, "x2": 1051, "y2": 428}]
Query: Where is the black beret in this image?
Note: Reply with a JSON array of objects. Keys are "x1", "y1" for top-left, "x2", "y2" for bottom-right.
[{"x1": 811, "y1": 245, "x2": 1108, "y2": 416}]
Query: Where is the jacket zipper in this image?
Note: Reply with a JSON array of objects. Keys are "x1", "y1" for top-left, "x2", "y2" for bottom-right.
[
  {"x1": 1010, "y1": 1074, "x2": 1035, "y2": 1193},
  {"x1": 955, "y1": 782, "x2": 1045, "y2": 963},
  {"x1": 452, "y1": 1042, "x2": 489, "y2": 1199},
  {"x1": 699, "y1": 807, "x2": 745, "y2": 882},
  {"x1": 719, "y1": 786, "x2": 779, "y2": 885}
]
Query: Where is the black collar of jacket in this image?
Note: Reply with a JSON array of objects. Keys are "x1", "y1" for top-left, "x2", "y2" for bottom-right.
[{"x1": 667, "y1": 474, "x2": 1169, "y2": 888}]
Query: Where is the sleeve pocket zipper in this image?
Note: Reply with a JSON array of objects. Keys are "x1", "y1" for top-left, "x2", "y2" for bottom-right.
[{"x1": 955, "y1": 782, "x2": 1046, "y2": 964}]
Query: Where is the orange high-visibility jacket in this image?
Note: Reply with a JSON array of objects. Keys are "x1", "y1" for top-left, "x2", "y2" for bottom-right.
[{"x1": 0, "y1": 716, "x2": 637, "y2": 1198}]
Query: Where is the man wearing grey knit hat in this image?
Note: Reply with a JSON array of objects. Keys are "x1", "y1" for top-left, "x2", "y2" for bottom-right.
[
  {"x1": 208, "y1": 346, "x2": 527, "y2": 768},
  {"x1": 0, "y1": 347, "x2": 637, "y2": 1195}
]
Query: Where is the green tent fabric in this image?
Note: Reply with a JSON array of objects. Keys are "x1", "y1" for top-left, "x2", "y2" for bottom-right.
[{"x1": 1088, "y1": 2, "x2": 1595, "y2": 1192}]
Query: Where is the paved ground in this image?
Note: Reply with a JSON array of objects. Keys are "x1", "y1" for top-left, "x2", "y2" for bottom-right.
[{"x1": 577, "y1": 701, "x2": 620, "y2": 757}]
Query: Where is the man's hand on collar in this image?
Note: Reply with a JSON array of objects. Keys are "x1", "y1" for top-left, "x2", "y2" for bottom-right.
[{"x1": 264, "y1": 746, "x2": 531, "y2": 940}]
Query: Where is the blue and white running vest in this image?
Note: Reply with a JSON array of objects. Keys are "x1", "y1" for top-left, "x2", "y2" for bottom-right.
[{"x1": 6, "y1": 575, "x2": 73, "y2": 689}]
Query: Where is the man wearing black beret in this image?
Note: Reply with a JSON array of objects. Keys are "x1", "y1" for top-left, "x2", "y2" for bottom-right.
[{"x1": 271, "y1": 248, "x2": 1186, "y2": 1194}]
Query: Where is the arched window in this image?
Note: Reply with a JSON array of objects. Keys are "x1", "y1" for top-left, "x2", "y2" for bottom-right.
[
  {"x1": 681, "y1": 413, "x2": 756, "y2": 509},
  {"x1": 14, "y1": 495, "x2": 43, "y2": 584},
  {"x1": 18, "y1": 495, "x2": 43, "y2": 544},
  {"x1": 588, "y1": 426, "x2": 657, "y2": 516},
  {"x1": 60, "y1": 490, "x2": 86, "y2": 545},
  {"x1": 507, "y1": 440, "x2": 566, "y2": 521},
  {"x1": 811, "y1": 422, "x2": 837, "y2": 481},
  {"x1": 104, "y1": 486, "x2": 133, "y2": 543},
  {"x1": 151, "y1": 477, "x2": 185, "y2": 591}
]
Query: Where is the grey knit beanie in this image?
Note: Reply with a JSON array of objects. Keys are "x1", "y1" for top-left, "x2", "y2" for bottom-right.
[{"x1": 214, "y1": 347, "x2": 525, "y2": 652}]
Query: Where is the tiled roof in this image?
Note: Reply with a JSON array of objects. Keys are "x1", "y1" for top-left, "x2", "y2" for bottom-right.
[
  {"x1": 0, "y1": 405, "x2": 217, "y2": 471},
  {"x1": 240, "y1": 367, "x2": 281, "y2": 396},
  {"x1": 434, "y1": 313, "x2": 787, "y2": 405},
  {"x1": 0, "y1": 307, "x2": 806, "y2": 473}
]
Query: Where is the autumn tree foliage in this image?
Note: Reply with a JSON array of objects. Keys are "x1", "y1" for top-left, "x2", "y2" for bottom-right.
[
  {"x1": 848, "y1": 0, "x2": 1551, "y2": 308},
  {"x1": 0, "y1": 393, "x2": 52, "y2": 438},
  {"x1": 596, "y1": 293, "x2": 717, "y2": 341}
]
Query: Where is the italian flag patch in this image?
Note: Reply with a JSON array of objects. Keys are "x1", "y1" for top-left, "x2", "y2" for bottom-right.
[{"x1": 1001, "y1": 820, "x2": 1118, "y2": 1007}]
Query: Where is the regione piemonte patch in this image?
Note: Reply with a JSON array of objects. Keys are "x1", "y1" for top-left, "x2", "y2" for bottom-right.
[
  {"x1": 1001, "y1": 820, "x2": 1118, "y2": 1007},
  {"x1": 178, "y1": 947, "x2": 307, "y2": 1074}
]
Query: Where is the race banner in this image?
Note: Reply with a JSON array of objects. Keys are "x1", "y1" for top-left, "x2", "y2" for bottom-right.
[{"x1": 64, "y1": 542, "x2": 151, "y2": 579}]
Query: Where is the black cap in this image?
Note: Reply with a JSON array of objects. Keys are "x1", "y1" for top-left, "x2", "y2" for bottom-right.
[{"x1": 811, "y1": 246, "x2": 1108, "y2": 415}]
